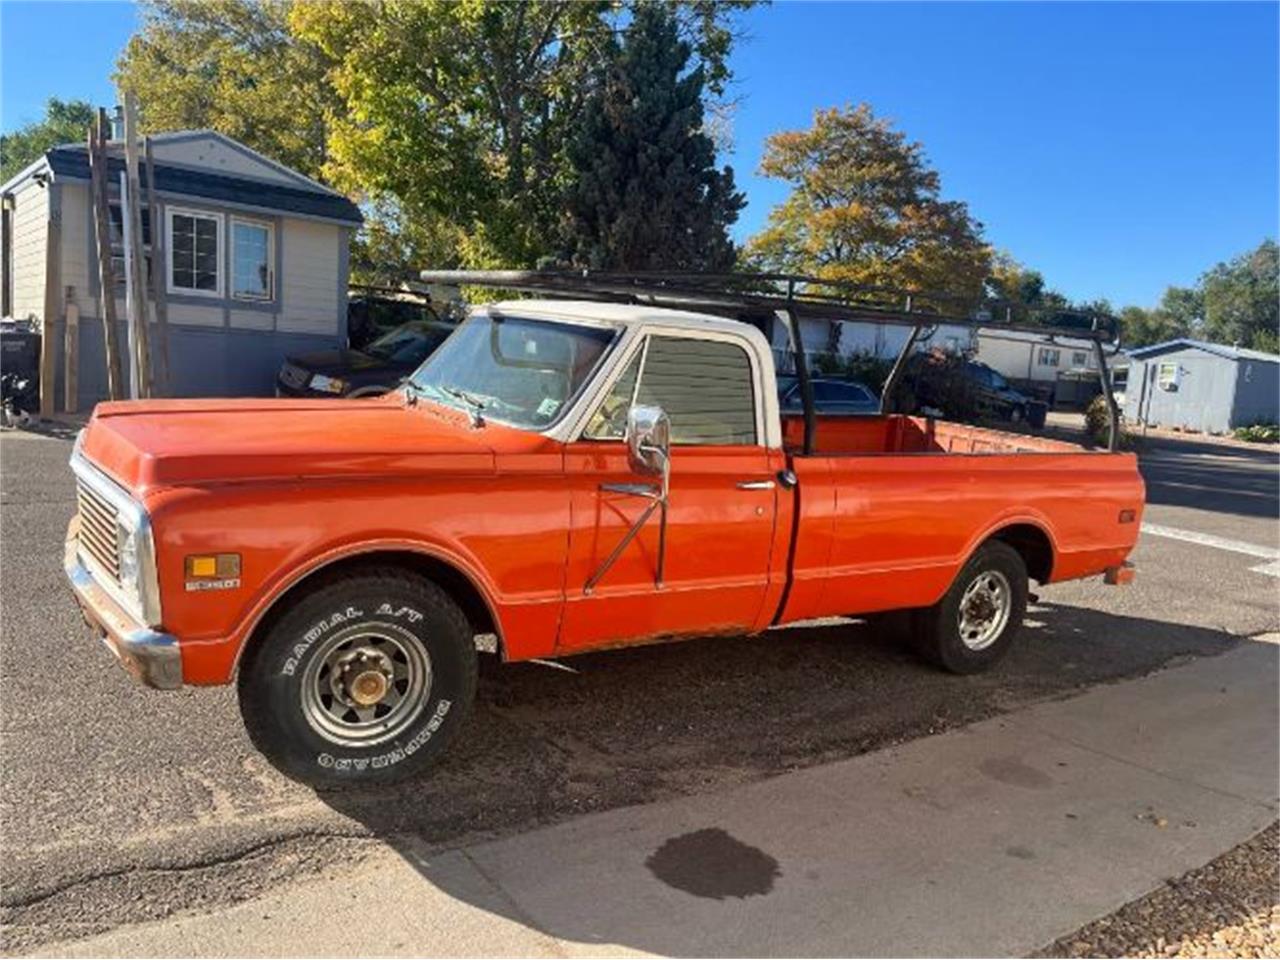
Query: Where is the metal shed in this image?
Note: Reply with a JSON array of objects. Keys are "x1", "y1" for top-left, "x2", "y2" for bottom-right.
[
  {"x1": 1124, "y1": 338, "x2": 1280, "y2": 433},
  {"x1": 1, "y1": 129, "x2": 362, "y2": 411}
]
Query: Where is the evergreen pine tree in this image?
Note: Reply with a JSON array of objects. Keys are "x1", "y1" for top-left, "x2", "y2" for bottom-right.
[{"x1": 561, "y1": 4, "x2": 744, "y2": 271}]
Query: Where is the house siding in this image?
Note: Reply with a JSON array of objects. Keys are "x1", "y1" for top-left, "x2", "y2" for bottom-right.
[
  {"x1": 1230, "y1": 358, "x2": 1280, "y2": 427},
  {"x1": 150, "y1": 135, "x2": 311, "y2": 189},
  {"x1": 1125, "y1": 347, "x2": 1240, "y2": 433},
  {"x1": 279, "y1": 218, "x2": 341, "y2": 335},
  {"x1": 59, "y1": 181, "x2": 92, "y2": 309},
  {"x1": 10, "y1": 181, "x2": 47, "y2": 320}
]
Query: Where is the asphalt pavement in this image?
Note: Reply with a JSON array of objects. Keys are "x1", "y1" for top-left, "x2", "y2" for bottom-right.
[
  {"x1": 29, "y1": 638, "x2": 1280, "y2": 958},
  {"x1": 1, "y1": 424, "x2": 1277, "y2": 954}
]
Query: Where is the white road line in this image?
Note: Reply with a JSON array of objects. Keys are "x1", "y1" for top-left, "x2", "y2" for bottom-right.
[{"x1": 1141, "y1": 522, "x2": 1280, "y2": 577}]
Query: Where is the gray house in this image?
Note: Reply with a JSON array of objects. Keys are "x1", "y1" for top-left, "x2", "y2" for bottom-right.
[
  {"x1": 1, "y1": 130, "x2": 362, "y2": 409},
  {"x1": 1124, "y1": 338, "x2": 1279, "y2": 433}
]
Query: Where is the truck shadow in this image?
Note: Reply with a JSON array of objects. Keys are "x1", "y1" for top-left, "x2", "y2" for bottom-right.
[{"x1": 314, "y1": 601, "x2": 1243, "y2": 956}]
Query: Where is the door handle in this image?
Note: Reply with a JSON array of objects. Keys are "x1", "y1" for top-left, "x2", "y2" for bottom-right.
[{"x1": 736, "y1": 479, "x2": 776, "y2": 490}]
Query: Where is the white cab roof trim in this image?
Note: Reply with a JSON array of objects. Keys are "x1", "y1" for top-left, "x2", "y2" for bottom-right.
[{"x1": 477, "y1": 299, "x2": 782, "y2": 449}]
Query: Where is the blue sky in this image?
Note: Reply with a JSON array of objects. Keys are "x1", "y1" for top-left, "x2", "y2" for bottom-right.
[{"x1": 2, "y1": 1, "x2": 1276, "y2": 308}]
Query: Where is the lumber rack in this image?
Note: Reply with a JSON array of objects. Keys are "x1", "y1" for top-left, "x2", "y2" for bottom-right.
[{"x1": 418, "y1": 269, "x2": 1125, "y2": 452}]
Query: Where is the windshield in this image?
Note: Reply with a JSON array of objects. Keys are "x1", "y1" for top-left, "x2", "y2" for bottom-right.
[
  {"x1": 408, "y1": 314, "x2": 616, "y2": 430},
  {"x1": 366, "y1": 321, "x2": 452, "y2": 363}
]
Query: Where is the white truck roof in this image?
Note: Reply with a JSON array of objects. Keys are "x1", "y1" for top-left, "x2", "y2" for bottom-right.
[{"x1": 479, "y1": 298, "x2": 784, "y2": 448}]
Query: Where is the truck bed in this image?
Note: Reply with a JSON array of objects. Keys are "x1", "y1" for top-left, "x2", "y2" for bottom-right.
[
  {"x1": 775, "y1": 413, "x2": 1143, "y2": 627},
  {"x1": 781, "y1": 413, "x2": 1085, "y2": 456}
]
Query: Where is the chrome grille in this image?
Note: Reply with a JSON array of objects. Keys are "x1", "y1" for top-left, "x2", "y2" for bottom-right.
[
  {"x1": 76, "y1": 480, "x2": 121, "y2": 583},
  {"x1": 280, "y1": 363, "x2": 309, "y2": 389}
]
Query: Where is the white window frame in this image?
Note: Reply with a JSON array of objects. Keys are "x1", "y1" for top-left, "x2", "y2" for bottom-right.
[
  {"x1": 1038, "y1": 348, "x2": 1060, "y2": 367},
  {"x1": 165, "y1": 206, "x2": 223, "y2": 299},
  {"x1": 1157, "y1": 361, "x2": 1180, "y2": 391},
  {"x1": 229, "y1": 215, "x2": 275, "y2": 302}
]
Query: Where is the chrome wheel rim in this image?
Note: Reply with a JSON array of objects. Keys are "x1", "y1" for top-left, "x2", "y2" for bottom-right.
[
  {"x1": 957, "y1": 569, "x2": 1012, "y2": 651},
  {"x1": 300, "y1": 622, "x2": 431, "y2": 746}
]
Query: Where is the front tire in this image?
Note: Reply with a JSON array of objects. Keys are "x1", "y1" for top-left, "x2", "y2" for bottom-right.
[
  {"x1": 237, "y1": 568, "x2": 477, "y2": 788},
  {"x1": 912, "y1": 540, "x2": 1028, "y2": 674}
]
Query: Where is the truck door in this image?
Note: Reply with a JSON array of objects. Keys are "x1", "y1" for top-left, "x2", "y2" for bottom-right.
[{"x1": 558, "y1": 333, "x2": 778, "y2": 651}]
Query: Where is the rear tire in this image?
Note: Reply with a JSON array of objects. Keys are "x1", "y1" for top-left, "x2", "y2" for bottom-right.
[
  {"x1": 912, "y1": 540, "x2": 1028, "y2": 674},
  {"x1": 238, "y1": 568, "x2": 477, "y2": 788}
]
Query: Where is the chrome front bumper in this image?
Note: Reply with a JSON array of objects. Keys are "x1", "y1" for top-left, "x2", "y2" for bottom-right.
[{"x1": 64, "y1": 517, "x2": 182, "y2": 690}]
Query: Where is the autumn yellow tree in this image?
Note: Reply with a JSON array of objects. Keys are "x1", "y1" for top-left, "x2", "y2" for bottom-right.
[
  {"x1": 746, "y1": 104, "x2": 992, "y2": 303},
  {"x1": 116, "y1": 1, "x2": 332, "y2": 180}
]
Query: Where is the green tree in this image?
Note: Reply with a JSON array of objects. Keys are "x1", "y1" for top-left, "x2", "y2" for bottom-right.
[
  {"x1": 0, "y1": 98, "x2": 96, "y2": 183},
  {"x1": 1200, "y1": 239, "x2": 1279, "y2": 353},
  {"x1": 560, "y1": 4, "x2": 744, "y2": 270},
  {"x1": 291, "y1": 0, "x2": 750, "y2": 270},
  {"x1": 983, "y1": 252, "x2": 1048, "y2": 321},
  {"x1": 115, "y1": 0, "x2": 332, "y2": 179},
  {"x1": 745, "y1": 104, "x2": 992, "y2": 304}
]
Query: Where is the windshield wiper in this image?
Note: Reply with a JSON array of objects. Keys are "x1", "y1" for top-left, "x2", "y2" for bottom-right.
[
  {"x1": 402, "y1": 380, "x2": 426, "y2": 407},
  {"x1": 442, "y1": 386, "x2": 488, "y2": 427}
]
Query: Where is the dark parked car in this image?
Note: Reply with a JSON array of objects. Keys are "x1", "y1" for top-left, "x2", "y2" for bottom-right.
[
  {"x1": 346, "y1": 292, "x2": 441, "y2": 350},
  {"x1": 909, "y1": 357, "x2": 1046, "y2": 427},
  {"x1": 778, "y1": 376, "x2": 880, "y2": 414},
  {"x1": 276, "y1": 319, "x2": 456, "y2": 398}
]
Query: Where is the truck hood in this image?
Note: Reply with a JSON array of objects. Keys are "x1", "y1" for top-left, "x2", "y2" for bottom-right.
[{"x1": 80, "y1": 396, "x2": 526, "y2": 492}]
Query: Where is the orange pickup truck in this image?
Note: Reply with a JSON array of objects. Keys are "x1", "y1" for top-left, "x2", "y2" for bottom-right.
[{"x1": 65, "y1": 292, "x2": 1144, "y2": 785}]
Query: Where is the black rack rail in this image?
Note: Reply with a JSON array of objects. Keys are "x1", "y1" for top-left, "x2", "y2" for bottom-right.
[{"x1": 418, "y1": 269, "x2": 1124, "y2": 452}]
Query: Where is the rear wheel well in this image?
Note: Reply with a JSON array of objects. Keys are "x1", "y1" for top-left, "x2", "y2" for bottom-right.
[
  {"x1": 988, "y1": 524, "x2": 1053, "y2": 584},
  {"x1": 242, "y1": 550, "x2": 501, "y2": 670}
]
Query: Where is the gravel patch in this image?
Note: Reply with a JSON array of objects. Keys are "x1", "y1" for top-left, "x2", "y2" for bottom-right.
[{"x1": 1037, "y1": 822, "x2": 1279, "y2": 959}]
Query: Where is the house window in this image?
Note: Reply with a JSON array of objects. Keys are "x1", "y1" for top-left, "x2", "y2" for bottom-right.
[
  {"x1": 231, "y1": 217, "x2": 273, "y2": 300},
  {"x1": 1071, "y1": 351, "x2": 1089, "y2": 367},
  {"x1": 1157, "y1": 361, "x2": 1180, "y2": 391},
  {"x1": 107, "y1": 203, "x2": 152, "y2": 291},
  {"x1": 1038, "y1": 348, "x2": 1060, "y2": 367},
  {"x1": 166, "y1": 208, "x2": 222, "y2": 296}
]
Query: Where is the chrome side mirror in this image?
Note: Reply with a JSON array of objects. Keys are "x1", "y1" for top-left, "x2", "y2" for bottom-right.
[
  {"x1": 626, "y1": 404, "x2": 670, "y2": 477},
  {"x1": 584, "y1": 405, "x2": 671, "y2": 596}
]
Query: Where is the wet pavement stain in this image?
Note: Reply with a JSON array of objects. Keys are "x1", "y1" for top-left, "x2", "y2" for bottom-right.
[
  {"x1": 645, "y1": 827, "x2": 781, "y2": 900},
  {"x1": 979, "y1": 756, "x2": 1053, "y2": 789}
]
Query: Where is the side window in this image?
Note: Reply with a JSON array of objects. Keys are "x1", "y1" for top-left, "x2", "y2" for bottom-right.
[
  {"x1": 167, "y1": 208, "x2": 222, "y2": 296},
  {"x1": 582, "y1": 349, "x2": 641, "y2": 440},
  {"x1": 636, "y1": 336, "x2": 756, "y2": 445}
]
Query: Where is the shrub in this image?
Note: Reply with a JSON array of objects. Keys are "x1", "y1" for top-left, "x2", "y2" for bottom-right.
[
  {"x1": 1085, "y1": 394, "x2": 1134, "y2": 449},
  {"x1": 1234, "y1": 422, "x2": 1279, "y2": 443},
  {"x1": 810, "y1": 351, "x2": 896, "y2": 394}
]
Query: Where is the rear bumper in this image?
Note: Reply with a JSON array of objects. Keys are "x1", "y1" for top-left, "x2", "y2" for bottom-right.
[
  {"x1": 64, "y1": 518, "x2": 182, "y2": 690},
  {"x1": 1104, "y1": 561, "x2": 1136, "y2": 586}
]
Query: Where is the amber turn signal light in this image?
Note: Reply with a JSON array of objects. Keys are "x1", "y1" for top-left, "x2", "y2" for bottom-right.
[{"x1": 185, "y1": 554, "x2": 241, "y2": 578}]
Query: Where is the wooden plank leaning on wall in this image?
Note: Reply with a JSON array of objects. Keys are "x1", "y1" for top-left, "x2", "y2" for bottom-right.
[
  {"x1": 38, "y1": 168, "x2": 60, "y2": 418},
  {"x1": 88, "y1": 109, "x2": 124, "y2": 401},
  {"x1": 120, "y1": 92, "x2": 151, "y2": 400}
]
